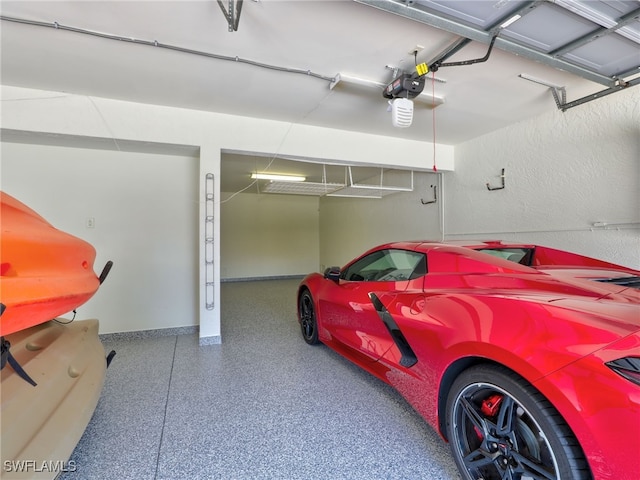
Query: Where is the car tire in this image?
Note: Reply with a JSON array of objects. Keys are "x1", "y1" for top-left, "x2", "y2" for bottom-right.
[
  {"x1": 446, "y1": 364, "x2": 592, "y2": 480},
  {"x1": 298, "y1": 289, "x2": 319, "y2": 345}
]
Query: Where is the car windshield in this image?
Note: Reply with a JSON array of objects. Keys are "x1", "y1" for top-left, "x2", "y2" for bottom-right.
[{"x1": 342, "y1": 249, "x2": 426, "y2": 282}]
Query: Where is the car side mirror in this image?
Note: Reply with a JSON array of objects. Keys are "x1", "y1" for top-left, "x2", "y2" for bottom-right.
[{"x1": 323, "y1": 266, "x2": 341, "y2": 283}]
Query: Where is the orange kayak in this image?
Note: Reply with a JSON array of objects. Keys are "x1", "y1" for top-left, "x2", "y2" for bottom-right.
[{"x1": 0, "y1": 192, "x2": 111, "y2": 336}]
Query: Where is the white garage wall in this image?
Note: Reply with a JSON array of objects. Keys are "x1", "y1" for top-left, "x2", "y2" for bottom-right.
[
  {"x1": 2, "y1": 85, "x2": 454, "y2": 341},
  {"x1": 444, "y1": 86, "x2": 640, "y2": 269},
  {"x1": 220, "y1": 192, "x2": 319, "y2": 279},
  {"x1": 1, "y1": 142, "x2": 199, "y2": 334},
  {"x1": 319, "y1": 171, "x2": 441, "y2": 268}
]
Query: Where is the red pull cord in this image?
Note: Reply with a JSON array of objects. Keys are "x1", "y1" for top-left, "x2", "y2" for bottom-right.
[{"x1": 432, "y1": 71, "x2": 437, "y2": 172}]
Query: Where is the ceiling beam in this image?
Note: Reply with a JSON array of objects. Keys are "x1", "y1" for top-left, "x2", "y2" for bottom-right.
[
  {"x1": 355, "y1": 0, "x2": 617, "y2": 87},
  {"x1": 550, "y1": 7, "x2": 640, "y2": 58}
]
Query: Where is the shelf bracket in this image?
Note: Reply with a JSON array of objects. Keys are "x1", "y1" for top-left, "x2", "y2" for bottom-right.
[
  {"x1": 486, "y1": 168, "x2": 505, "y2": 191},
  {"x1": 217, "y1": 0, "x2": 243, "y2": 32}
]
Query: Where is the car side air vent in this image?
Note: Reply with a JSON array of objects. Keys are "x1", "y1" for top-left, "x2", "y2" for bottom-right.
[
  {"x1": 594, "y1": 276, "x2": 640, "y2": 289},
  {"x1": 606, "y1": 358, "x2": 640, "y2": 386}
]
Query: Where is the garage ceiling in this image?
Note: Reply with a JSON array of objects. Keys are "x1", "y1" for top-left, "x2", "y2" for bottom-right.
[{"x1": 1, "y1": 0, "x2": 638, "y2": 194}]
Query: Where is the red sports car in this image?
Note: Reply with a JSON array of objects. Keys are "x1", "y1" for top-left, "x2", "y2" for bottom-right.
[{"x1": 297, "y1": 241, "x2": 640, "y2": 480}]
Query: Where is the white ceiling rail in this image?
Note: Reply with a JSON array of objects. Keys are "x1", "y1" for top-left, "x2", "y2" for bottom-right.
[
  {"x1": 349, "y1": 166, "x2": 414, "y2": 190},
  {"x1": 328, "y1": 167, "x2": 414, "y2": 198},
  {"x1": 326, "y1": 187, "x2": 386, "y2": 199},
  {"x1": 255, "y1": 164, "x2": 416, "y2": 198}
]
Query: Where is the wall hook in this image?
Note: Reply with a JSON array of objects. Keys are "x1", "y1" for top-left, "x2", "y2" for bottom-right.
[
  {"x1": 486, "y1": 168, "x2": 505, "y2": 191},
  {"x1": 421, "y1": 185, "x2": 437, "y2": 204}
]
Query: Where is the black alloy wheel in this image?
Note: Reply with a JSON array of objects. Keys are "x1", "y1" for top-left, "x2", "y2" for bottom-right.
[
  {"x1": 298, "y1": 290, "x2": 319, "y2": 345},
  {"x1": 446, "y1": 365, "x2": 592, "y2": 480}
]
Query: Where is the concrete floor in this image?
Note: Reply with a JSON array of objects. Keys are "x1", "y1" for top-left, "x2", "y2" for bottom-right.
[{"x1": 63, "y1": 279, "x2": 461, "y2": 480}]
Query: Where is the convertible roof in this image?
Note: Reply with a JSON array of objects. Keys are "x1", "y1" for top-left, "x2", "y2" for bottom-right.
[
  {"x1": 382, "y1": 240, "x2": 534, "y2": 250},
  {"x1": 421, "y1": 244, "x2": 537, "y2": 275},
  {"x1": 371, "y1": 241, "x2": 535, "y2": 275}
]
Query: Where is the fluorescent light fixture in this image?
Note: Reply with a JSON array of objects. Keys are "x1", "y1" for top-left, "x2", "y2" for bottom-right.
[
  {"x1": 251, "y1": 173, "x2": 305, "y2": 182},
  {"x1": 263, "y1": 181, "x2": 344, "y2": 196},
  {"x1": 500, "y1": 14, "x2": 521, "y2": 29}
]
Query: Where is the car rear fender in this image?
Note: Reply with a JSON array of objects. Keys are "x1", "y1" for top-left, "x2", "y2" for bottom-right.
[
  {"x1": 529, "y1": 333, "x2": 640, "y2": 480},
  {"x1": 434, "y1": 339, "x2": 561, "y2": 434},
  {"x1": 436, "y1": 356, "x2": 501, "y2": 439}
]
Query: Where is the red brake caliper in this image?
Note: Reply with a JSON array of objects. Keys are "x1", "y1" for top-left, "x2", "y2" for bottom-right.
[
  {"x1": 473, "y1": 394, "x2": 504, "y2": 439},
  {"x1": 482, "y1": 394, "x2": 504, "y2": 417}
]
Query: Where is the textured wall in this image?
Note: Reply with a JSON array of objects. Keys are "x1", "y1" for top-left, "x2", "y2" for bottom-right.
[{"x1": 444, "y1": 86, "x2": 640, "y2": 269}]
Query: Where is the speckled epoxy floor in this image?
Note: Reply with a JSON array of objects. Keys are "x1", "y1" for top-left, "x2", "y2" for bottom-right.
[{"x1": 62, "y1": 279, "x2": 461, "y2": 480}]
